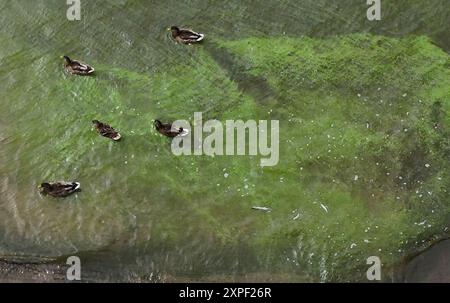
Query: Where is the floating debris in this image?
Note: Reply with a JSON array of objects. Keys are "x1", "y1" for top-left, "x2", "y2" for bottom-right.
[
  {"x1": 252, "y1": 206, "x2": 272, "y2": 212},
  {"x1": 320, "y1": 204, "x2": 328, "y2": 213}
]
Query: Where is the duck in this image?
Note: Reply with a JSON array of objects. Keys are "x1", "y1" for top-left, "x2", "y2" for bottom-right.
[
  {"x1": 92, "y1": 120, "x2": 122, "y2": 141},
  {"x1": 154, "y1": 120, "x2": 186, "y2": 138},
  {"x1": 62, "y1": 56, "x2": 95, "y2": 75},
  {"x1": 39, "y1": 181, "x2": 81, "y2": 198},
  {"x1": 168, "y1": 26, "x2": 205, "y2": 44}
]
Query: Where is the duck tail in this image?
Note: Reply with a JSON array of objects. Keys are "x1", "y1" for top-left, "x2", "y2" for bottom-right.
[
  {"x1": 87, "y1": 67, "x2": 95, "y2": 74},
  {"x1": 113, "y1": 133, "x2": 122, "y2": 141},
  {"x1": 180, "y1": 128, "x2": 190, "y2": 137},
  {"x1": 73, "y1": 182, "x2": 81, "y2": 191},
  {"x1": 196, "y1": 34, "x2": 205, "y2": 42}
]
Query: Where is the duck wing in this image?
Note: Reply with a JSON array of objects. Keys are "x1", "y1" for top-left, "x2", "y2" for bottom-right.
[
  {"x1": 99, "y1": 124, "x2": 114, "y2": 135},
  {"x1": 50, "y1": 182, "x2": 80, "y2": 197},
  {"x1": 98, "y1": 123, "x2": 121, "y2": 140},
  {"x1": 167, "y1": 126, "x2": 184, "y2": 137},
  {"x1": 70, "y1": 60, "x2": 94, "y2": 73},
  {"x1": 179, "y1": 29, "x2": 204, "y2": 41},
  {"x1": 162, "y1": 123, "x2": 174, "y2": 132}
]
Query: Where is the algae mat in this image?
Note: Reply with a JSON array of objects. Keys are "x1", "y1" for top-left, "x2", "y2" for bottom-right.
[{"x1": 0, "y1": 0, "x2": 449, "y2": 282}]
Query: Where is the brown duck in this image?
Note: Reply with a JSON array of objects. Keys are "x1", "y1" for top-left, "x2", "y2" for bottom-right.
[
  {"x1": 154, "y1": 120, "x2": 186, "y2": 138},
  {"x1": 92, "y1": 120, "x2": 122, "y2": 141},
  {"x1": 39, "y1": 181, "x2": 81, "y2": 198},
  {"x1": 168, "y1": 26, "x2": 205, "y2": 44},
  {"x1": 63, "y1": 56, "x2": 95, "y2": 75}
]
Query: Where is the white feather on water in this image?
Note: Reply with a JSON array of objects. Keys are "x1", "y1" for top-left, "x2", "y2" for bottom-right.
[{"x1": 252, "y1": 206, "x2": 272, "y2": 212}]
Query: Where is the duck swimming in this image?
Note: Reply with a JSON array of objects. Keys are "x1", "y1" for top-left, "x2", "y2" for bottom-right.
[
  {"x1": 154, "y1": 120, "x2": 187, "y2": 138},
  {"x1": 168, "y1": 26, "x2": 205, "y2": 44},
  {"x1": 39, "y1": 181, "x2": 81, "y2": 198},
  {"x1": 92, "y1": 120, "x2": 122, "y2": 141},
  {"x1": 63, "y1": 56, "x2": 95, "y2": 75}
]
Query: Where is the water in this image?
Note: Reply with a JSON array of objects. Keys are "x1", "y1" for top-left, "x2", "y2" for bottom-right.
[{"x1": 0, "y1": 0, "x2": 449, "y2": 282}]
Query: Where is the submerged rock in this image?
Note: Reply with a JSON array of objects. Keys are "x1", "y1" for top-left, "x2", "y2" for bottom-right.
[{"x1": 402, "y1": 240, "x2": 450, "y2": 283}]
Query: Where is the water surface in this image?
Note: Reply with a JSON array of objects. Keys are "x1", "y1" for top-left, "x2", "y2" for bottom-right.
[{"x1": 0, "y1": 0, "x2": 449, "y2": 282}]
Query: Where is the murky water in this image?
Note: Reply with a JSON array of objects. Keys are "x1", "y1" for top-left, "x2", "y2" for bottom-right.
[{"x1": 0, "y1": 0, "x2": 449, "y2": 282}]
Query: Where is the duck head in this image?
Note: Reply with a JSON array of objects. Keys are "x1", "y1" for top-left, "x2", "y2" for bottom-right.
[
  {"x1": 62, "y1": 56, "x2": 72, "y2": 64},
  {"x1": 168, "y1": 26, "x2": 180, "y2": 35},
  {"x1": 39, "y1": 183, "x2": 51, "y2": 193},
  {"x1": 92, "y1": 120, "x2": 101, "y2": 126},
  {"x1": 154, "y1": 120, "x2": 163, "y2": 129}
]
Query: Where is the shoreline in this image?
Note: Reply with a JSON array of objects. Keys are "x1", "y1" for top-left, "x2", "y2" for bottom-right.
[
  {"x1": 1, "y1": 239, "x2": 449, "y2": 283},
  {"x1": 0, "y1": 260, "x2": 66, "y2": 283}
]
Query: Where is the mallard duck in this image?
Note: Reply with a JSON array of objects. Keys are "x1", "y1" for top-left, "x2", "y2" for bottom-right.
[
  {"x1": 63, "y1": 56, "x2": 95, "y2": 75},
  {"x1": 168, "y1": 26, "x2": 205, "y2": 44},
  {"x1": 154, "y1": 120, "x2": 187, "y2": 138},
  {"x1": 92, "y1": 120, "x2": 122, "y2": 141},
  {"x1": 39, "y1": 181, "x2": 81, "y2": 198}
]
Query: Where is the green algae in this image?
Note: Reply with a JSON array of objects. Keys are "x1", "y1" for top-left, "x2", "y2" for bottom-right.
[{"x1": 214, "y1": 34, "x2": 450, "y2": 281}]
